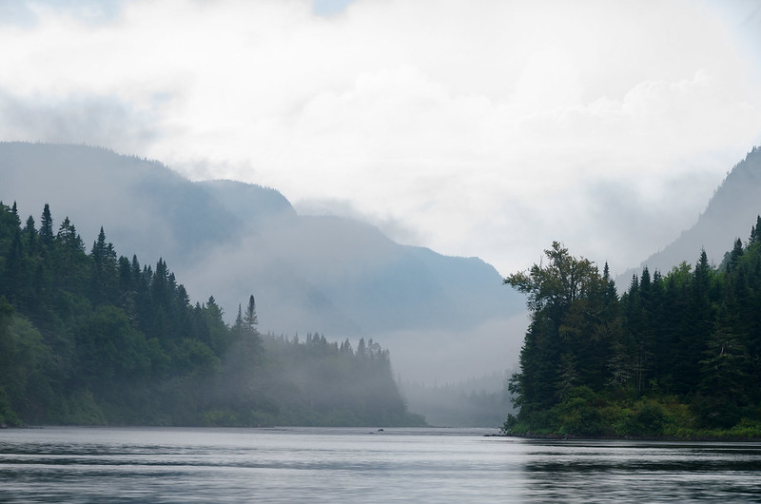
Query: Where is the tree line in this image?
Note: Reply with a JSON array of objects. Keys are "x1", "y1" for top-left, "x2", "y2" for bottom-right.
[
  {"x1": 0, "y1": 201, "x2": 422, "y2": 427},
  {"x1": 504, "y1": 217, "x2": 761, "y2": 438}
]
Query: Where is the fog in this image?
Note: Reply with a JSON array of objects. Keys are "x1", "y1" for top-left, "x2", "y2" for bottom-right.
[
  {"x1": 7, "y1": 140, "x2": 761, "y2": 420},
  {"x1": 2, "y1": 0, "x2": 761, "y2": 429},
  {"x1": 617, "y1": 147, "x2": 761, "y2": 286},
  {"x1": 400, "y1": 371, "x2": 515, "y2": 427},
  {"x1": 381, "y1": 313, "x2": 528, "y2": 385},
  {"x1": 0, "y1": 0, "x2": 759, "y2": 277},
  {"x1": 0, "y1": 143, "x2": 525, "y2": 391}
]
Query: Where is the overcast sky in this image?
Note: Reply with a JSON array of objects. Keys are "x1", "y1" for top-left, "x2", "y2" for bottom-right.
[{"x1": 2, "y1": 0, "x2": 761, "y2": 275}]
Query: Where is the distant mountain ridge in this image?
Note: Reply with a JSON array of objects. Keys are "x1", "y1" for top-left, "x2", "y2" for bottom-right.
[
  {"x1": 625, "y1": 146, "x2": 761, "y2": 279},
  {"x1": 0, "y1": 143, "x2": 240, "y2": 265},
  {"x1": 0, "y1": 142, "x2": 524, "y2": 382},
  {"x1": 199, "y1": 179, "x2": 297, "y2": 224}
]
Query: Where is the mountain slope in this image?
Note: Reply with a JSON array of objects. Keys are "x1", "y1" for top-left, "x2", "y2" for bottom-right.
[
  {"x1": 630, "y1": 146, "x2": 761, "y2": 275},
  {"x1": 198, "y1": 179, "x2": 297, "y2": 225},
  {"x1": 0, "y1": 142, "x2": 239, "y2": 266}
]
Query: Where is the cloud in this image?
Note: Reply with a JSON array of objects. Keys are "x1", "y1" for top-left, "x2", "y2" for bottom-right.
[
  {"x1": 0, "y1": 88, "x2": 157, "y2": 154},
  {"x1": 1, "y1": 0, "x2": 760, "y2": 277}
]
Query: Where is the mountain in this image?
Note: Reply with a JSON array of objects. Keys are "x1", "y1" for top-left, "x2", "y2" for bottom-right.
[
  {"x1": 626, "y1": 146, "x2": 761, "y2": 277},
  {"x1": 199, "y1": 179, "x2": 296, "y2": 225},
  {"x1": 0, "y1": 143, "x2": 238, "y2": 266},
  {"x1": 0, "y1": 142, "x2": 524, "y2": 383}
]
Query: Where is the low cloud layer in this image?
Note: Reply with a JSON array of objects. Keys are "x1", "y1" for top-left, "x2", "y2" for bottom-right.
[
  {"x1": 1, "y1": 0, "x2": 761, "y2": 275},
  {"x1": 383, "y1": 312, "x2": 529, "y2": 384},
  {"x1": 0, "y1": 89, "x2": 157, "y2": 154}
]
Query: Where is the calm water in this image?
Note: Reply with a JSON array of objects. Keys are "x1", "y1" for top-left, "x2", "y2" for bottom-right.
[{"x1": 1, "y1": 427, "x2": 761, "y2": 503}]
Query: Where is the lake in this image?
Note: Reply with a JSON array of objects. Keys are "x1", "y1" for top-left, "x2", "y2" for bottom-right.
[{"x1": 1, "y1": 427, "x2": 761, "y2": 503}]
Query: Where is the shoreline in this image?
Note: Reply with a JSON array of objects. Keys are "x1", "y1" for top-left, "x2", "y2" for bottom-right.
[{"x1": 497, "y1": 432, "x2": 761, "y2": 443}]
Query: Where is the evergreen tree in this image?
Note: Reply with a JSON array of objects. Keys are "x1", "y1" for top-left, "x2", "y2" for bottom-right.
[
  {"x1": 39, "y1": 204, "x2": 54, "y2": 249},
  {"x1": 22, "y1": 216, "x2": 36, "y2": 254},
  {"x1": 3, "y1": 231, "x2": 23, "y2": 303},
  {"x1": 506, "y1": 242, "x2": 608, "y2": 416},
  {"x1": 505, "y1": 221, "x2": 761, "y2": 437},
  {"x1": 749, "y1": 215, "x2": 761, "y2": 245},
  {"x1": 244, "y1": 294, "x2": 258, "y2": 331},
  {"x1": 0, "y1": 200, "x2": 432, "y2": 428}
]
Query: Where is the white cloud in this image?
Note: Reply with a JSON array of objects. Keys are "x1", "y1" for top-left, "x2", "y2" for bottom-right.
[{"x1": 1, "y1": 0, "x2": 760, "y2": 276}]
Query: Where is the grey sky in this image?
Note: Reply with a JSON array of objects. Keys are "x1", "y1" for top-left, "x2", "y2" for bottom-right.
[{"x1": 1, "y1": 0, "x2": 760, "y2": 276}]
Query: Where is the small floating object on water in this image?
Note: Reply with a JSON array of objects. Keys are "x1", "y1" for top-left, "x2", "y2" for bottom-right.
[{"x1": 377, "y1": 428, "x2": 384, "y2": 432}]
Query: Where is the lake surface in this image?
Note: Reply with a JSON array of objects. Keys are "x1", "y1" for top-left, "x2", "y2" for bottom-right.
[{"x1": 1, "y1": 427, "x2": 761, "y2": 503}]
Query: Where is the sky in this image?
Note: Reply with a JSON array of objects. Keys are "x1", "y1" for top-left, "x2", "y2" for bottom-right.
[{"x1": 1, "y1": 0, "x2": 761, "y2": 276}]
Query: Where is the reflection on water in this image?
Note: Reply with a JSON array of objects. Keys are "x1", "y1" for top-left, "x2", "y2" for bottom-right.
[
  {"x1": 520, "y1": 441, "x2": 761, "y2": 502},
  {"x1": 1, "y1": 427, "x2": 760, "y2": 503}
]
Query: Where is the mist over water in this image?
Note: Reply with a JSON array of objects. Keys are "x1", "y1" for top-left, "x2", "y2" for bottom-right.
[
  {"x1": 2, "y1": 427, "x2": 761, "y2": 503},
  {"x1": 0, "y1": 143, "x2": 526, "y2": 389},
  {"x1": 1, "y1": 2, "x2": 760, "y2": 502}
]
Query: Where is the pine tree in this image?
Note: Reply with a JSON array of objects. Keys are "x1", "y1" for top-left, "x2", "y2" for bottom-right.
[
  {"x1": 749, "y1": 215, "x2": 761, "y2": 245},
  {"x1": 675, "y1": 249, "x2": 714, "y2": 394},
  {"x1": 3, "y1": 231, "x2": 23, "y2": 302},
  {"x1": 722, "y1": 238, "x2": 744, "y2": 273},
  {"x1": 10, "y1": 202, "x2": 19, "y2": 228},
  {"x1": 697, "y1": 303, "x2": 750, "y2": 427},
  {"x1": 244, "y1": 294, "x2": 258, "y2": 331},
  {"x1": 39, "y1": 204, "x2": 54, "y2": 249},
  {"x1": 235, "y1": 304, "x2": 243, "y2": 330},
  {"x1": 90, "y1": 227, "x2": 118, "y2": 305},
  {"x1": 22, "y1": 216, "x2": 36, "y2": 253}
]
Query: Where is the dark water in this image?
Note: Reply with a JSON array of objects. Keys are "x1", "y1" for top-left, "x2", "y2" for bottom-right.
[{"x1": 2, "y1": 427, "x2": 761, "y2": 503}]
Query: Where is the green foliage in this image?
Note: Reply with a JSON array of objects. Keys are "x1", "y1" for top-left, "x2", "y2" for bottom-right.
[
  {"x1": 0, "y1": 202, "x2": 419, "y2": 427},
  {"x1": 505, "y1": 242, "x2": 617, "y2": 417},
  {"x1": 621, "y1": 400, "x2": 667, "y2": 436},
  {"x1": 552, "y1": 387, "x2": 605, "y2": 436},
  {"x1": 238, "y1": 333, "x2": 425, "y2": 427},
  {"x1": 57, "y1": 390, "x2": 107, "y2": 425},
  {"x1": 0, "y1": 387, "x2": 21, "y2": 426},
  {"x1": 505, "y1": 221, "x2": 761, "y2": 439}
]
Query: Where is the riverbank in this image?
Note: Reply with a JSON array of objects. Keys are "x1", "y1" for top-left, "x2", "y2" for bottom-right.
[
  {"x1": 502, "y1": 391, "x2": 761, "y2": 442},
  {"x1": 500, "y1": 431, "x2": 761, "y2": 443}
]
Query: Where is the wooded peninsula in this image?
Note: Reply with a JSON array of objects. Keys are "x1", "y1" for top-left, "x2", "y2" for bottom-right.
[
  {"x1": 504, "y1": 217, "x2": 761, "y2": 439},
  {"x1": 0, "y1": 201, "x2": 423, "y2": 427}
]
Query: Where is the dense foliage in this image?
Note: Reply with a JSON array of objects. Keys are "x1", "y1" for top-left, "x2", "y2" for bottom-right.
[
  {"x1": 504, "y1": 219, "x2": 761, "y2": 439},
  {"x1": 0, "y1": 202, "x2": 422, "y2": 427}
]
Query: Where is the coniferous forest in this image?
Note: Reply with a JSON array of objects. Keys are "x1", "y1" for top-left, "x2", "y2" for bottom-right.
[
  {"x1": 0, "y1": 201, "x2": 423, "y2": 427},
  {"x1": 504, "y1": 217, "x2": 761, "y2": 439}
]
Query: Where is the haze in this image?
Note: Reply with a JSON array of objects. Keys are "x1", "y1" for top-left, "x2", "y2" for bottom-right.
[{"x1": 2, "y1": 0, "x2": 760, "y2": 277}]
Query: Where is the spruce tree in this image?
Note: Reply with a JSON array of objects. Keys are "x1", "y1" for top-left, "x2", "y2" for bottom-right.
[
  {"x1": 23, "y1": 216, "x2": 36, "y2": 253},
  {"x1": 244, "y1": 294, "x2": 258, "y2": 331},
  {"x1": 39, "y1": 204, "x2": 54, "y2": 249}
]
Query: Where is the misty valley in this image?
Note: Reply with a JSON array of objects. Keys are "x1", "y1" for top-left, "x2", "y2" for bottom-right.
[
  {"x1": 0, "y1": 200, "x2": 423, "y2": 427},
  {"x1": 4, "y1": 144, "x2": 761, "y2": 503},
  {"x1": 4, "y1": 143, "x2": 761, "y2": 435},
  {"x1": 3, "y1": 0, "x2": 761, "y2": 501},
  {"x1": 0, "y1": 142, "x2": 520, "y2": 429}
]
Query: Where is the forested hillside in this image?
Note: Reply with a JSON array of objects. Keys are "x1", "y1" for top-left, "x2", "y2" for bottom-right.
[
  {"x1": 0, "y1": 142, "x2": 523, "y2": 385},
  {"x1": 504, "y1": 218, "x2": 761, "y2": 439},
  {"x1": 0, "y1": 201, "x2": 422, "y2": 427}
]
